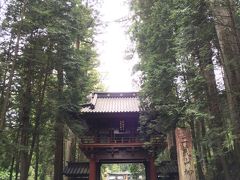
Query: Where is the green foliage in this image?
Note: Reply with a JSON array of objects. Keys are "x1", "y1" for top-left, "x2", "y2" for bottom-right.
[
  {"x1": 100, "y1": 163, "x2": 146, "y2": 180},
  {"x1": 0, "y1": 0, "x2": 101, "y2": 178},
  {"x1": 130, "y1": 0, "x2": 239, "y2": 178},
  {"x1": 131, "y1": 0, "x2": 180, "y2": 138},
  {"x1": 0, "y1": 168, "x2": 10, "y2": 179},
  {"x1": 155, "y1": 149, "x2": 171, "y2": 164},
  {"x1": 129, "y1": 163, "x2": 145, "y2": 179}
]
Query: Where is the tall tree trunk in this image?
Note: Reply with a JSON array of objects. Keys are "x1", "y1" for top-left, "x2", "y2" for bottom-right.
[
  {"x1": 0, "y1": 0, "x2": 28, "y2": 129},
  {"x1": 34, "y1": 134, "x2": 40, "y2": 180},
  {"x1": 15, "y1": 155, "x2": 20, "y2": 180},
  {"x1": 76, "y1": 35, "x2": 80, "y2": 50},
  {"x1": 15, "y1": 131, "x2": 21, "y2": 180},
  {"x1": 196, "y1": 120, "x2": 208, "y2": 176},
  {"x1": 0, "y1": 70, "x2": 7, "y2": 106},
  {"x1": 0, "y1": 34, "x2": 13, "y2": 104},
  {"x1": 54, "y1": 104, "x2": 64, "y2": 180},
  {"x1": 25, "y1": 68, "x2": 49, "y2": 176},
  {"x1": 211, "y1": 0, "x2": 240, "y2": 158},
  {"x1": 54, "y1": 66, "x2": 64, "y2": 180},
  {"x1": 19, "y1": 64, "x2": 33, "y2": 180},
  {"x1": 65, "y1": 129, "x2": 77, "y2": 164},
  {"x1": 20, "y1": 81, "x2": 31, "y2": 180},
  {"x1": 40, "y1": 165, "x2": 47, "y2": 180},
  {"x1": 9, "y1": 156, "x2": 15, "y2": 180},
  {"x1": 190, "y1": 121, "x2": 205, "y2": 180},
  {"x1": 198, "y1": 118, "x2": 209, "y2": 164},
  {"x1": 198, "y1": 44, "x2": 231, "y2": 179},
  {"x1": 9, "y1": 128, "x2": 20, "y2": 180},
  {"x1": 181, "y1": 59, "x2": 206, "y2": 179}
]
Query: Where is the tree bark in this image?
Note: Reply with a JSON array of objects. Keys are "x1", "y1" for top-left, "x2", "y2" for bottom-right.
[
  {"x1": 0, "y1": 70, "x2": 7, "y2": 106},
  {"x1": 25, "y1": 67, "x2": 49, "y2": 176},
  {"x1": 198, "y1": 43, "x2": 231, "y2": 180},
  {"x1": 19, "y1": 62, "x2": 33, "y2": 180},
  {"x1": 54, "y1": 111, "x2": 64, "y2": 180},
  {"x1": 211, "y1": 0, "x2": 240, "y2": 151},
  {"x1": 190, "y1": 121, "x2": 205, "y2": 180},
  {"x1": 54, "y1": 67, "x2": 64, "y2": 180},
  {"x1": 65, "y1": 129, "x2": 77, "y2": 164},
  {"x1": 0, "y1": 34, "x2": 13, "y2": 105},
  {"x1": 15, "y1": 154, "x2": 20, "y2": 180},
  {"x1": 0, "y1": 0, "x2": 28, "y2": 129},
  {"x1": 9, "y1": 128, "x2": 21, "y2": 180},
  {"x1": 9, "y1": 156, "x2": 15, "y2": 180},
  {"x1": 34, "y1": 134, "x2": 40, "y2": 180}
]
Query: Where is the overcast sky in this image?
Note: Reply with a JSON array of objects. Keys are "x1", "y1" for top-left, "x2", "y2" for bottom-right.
[{"x1": 95, "y1": 0, "x2": 138, "y2": 92}]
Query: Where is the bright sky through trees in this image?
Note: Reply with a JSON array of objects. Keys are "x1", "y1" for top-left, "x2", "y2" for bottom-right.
[
  {"x1": 96, "y1": 0, "x2": 138, "y2": 92},
  {"x1": 0, "y1": 0, "x2": 137, "y2": 92}
]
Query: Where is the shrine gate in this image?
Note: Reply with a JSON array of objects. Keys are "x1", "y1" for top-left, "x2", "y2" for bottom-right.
[{"x1": 63, "y1": 92, "x2": 193, "y2": 180}]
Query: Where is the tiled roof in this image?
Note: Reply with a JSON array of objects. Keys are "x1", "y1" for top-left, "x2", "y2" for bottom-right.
[
  {"x1": 63, "y1": 162, "x2": 89, "y2": 177},
  {"x1": 81, "y1": 92, "x2": 140, "y2": 113}
]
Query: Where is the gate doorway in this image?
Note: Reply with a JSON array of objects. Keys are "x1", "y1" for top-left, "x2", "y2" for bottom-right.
[{"x1": 100, "y1": 163, "x2": 146, "y2": 180}]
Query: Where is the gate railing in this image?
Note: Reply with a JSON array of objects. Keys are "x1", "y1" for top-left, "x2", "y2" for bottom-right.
[{"x1": 79, "y1": 136, "x2": 142, "y2": 144}]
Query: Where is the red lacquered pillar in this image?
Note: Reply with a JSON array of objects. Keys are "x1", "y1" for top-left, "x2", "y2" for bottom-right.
[
  {"x1": 89, "y1": 158, "x2": 96, "y2": 180},
  {"x1": 149, "y1": 156, "x2": 157, "y2": 180}
]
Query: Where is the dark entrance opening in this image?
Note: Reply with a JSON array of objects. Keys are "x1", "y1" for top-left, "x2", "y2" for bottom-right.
[{"x1": 100, "y1": 163, "x2": 146, "y2": 180}]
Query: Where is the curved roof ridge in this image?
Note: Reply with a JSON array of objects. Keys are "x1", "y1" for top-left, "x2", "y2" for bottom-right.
[{"x1": 81, "y1": 92, "x2": 140, "y2": 113}]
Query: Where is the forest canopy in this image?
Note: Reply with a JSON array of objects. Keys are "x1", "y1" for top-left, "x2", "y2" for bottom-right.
[
  {"x1": 0, "y1": 0, "x2": 102, "y2": 179},
  {"x1": 0, "y1": 0, "x2": 240, "y2": 179},
  {"x1": 130, "y1": 0, "x2": 240, "y2": 179}
]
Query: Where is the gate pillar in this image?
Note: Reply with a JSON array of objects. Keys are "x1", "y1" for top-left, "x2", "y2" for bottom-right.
[
  {"x1": 89, "y1": 158, "x2": 96, "y2": 180},
  {"x1": 149, "y1": 156, "x2": 157, "y2": 180}
]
